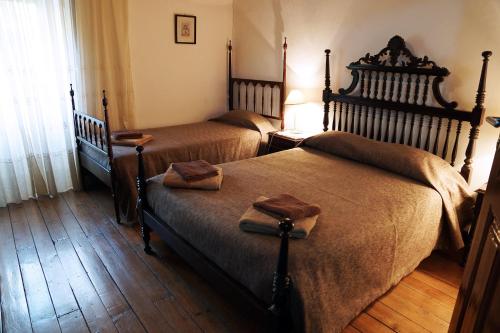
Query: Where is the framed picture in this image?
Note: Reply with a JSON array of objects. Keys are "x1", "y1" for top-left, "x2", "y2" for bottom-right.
[{"x1": 175, "y1": 14, "x2": 196, "y2": 44}]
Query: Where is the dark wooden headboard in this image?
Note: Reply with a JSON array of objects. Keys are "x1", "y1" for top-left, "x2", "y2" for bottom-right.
[
  {"x1": 228, "y1": 39, "x2": 287, "y2": 130},
  {"x1": 322, "y1": 35, "x2": 492, "y2": 183}
]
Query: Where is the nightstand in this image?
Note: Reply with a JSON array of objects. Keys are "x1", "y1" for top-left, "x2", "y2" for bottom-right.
[
  {"x1": 462, "y1": 183, "x2": 487, "y2": 265},
  {"x1": 267, "y1": 130, "x2": 316, "y2": 153}
]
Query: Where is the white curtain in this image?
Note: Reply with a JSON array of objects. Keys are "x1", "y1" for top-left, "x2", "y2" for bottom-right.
[{"x1": 0, "y1": 0, "x2": 79, "y2": 206}]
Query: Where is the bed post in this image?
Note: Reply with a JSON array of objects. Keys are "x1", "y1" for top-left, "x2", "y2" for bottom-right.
[
  {"x1": 70, "y1": 84, "x2": 85, "y2": 190},
  {"x1": 102, "y1": 90, "x2": 121, "y2": 224},
  {"x1": 460, "y1": 51, "x2": 492, "y2": 182},
  {"x1": 280, "y1": 37, "x2": 288, "y2": 130},
  {"x1": 269, "y1": 218, "x2": 294, "y2": 331},
  {"x1": 136, "y1": 145, "x2": 153, "y2": 254},
  {"x1": 322, "y1": 49, "x2": 332, "y2": 132},
  {"x1": 228, "y1": 40, "x2": 233, "y2": 111}
]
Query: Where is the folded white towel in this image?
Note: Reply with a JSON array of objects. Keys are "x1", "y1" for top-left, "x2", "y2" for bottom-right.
[{"x1": 239, "y1": 196, "x2": 318, "y2": 239}]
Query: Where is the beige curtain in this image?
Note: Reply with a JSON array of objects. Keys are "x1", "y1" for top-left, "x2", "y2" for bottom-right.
[{"x1": 74, "y1": 0, "x2": 134, "y2": 130}]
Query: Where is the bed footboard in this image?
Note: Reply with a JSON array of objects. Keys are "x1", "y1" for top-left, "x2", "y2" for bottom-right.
[
  {"x1": 135, "y1": 145, "x2": 294, "y2": 332},
  {"x1": 70, "y1": 85, "x2": 121, "y2": 224}
]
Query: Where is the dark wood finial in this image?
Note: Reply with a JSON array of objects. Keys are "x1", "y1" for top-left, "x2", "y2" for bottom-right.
[
  {"x1": 324, "y1": 49, "x2": 331, "y2": 89},
  {"x1": 69, "y1": 84, "x2": 76, "y2": 112},
  {"x1": 228, "y1": 40, "x2": 233, "y2": 110},
  {"x1": 473, "y1": 51, "x2": 493, "y2": 120},
  {"x1": 460, "y1": 51, "x2": 493, "y2": 182},
  {"x1": 280, "y1": 37, "x2": 288, "y2": 130},
  {"x1": 102, "y1": 90, "x2": 108, "y2": 108},
  {"x1": 323, "y1": 49, "x2": 332, "y2": 132}
]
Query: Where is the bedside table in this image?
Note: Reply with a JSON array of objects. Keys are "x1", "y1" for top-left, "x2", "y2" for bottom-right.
[
  {"x1": 462, "y1": 183, "x2": 487, "y2": 265},
  {"x1": 267, "y1": 130, "x2": 315, "y2": 153}
]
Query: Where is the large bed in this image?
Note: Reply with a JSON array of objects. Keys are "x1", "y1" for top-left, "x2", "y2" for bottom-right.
[
  {"x1": 135, "y1": 36, "x2": 492, "y2": 332},
  {"x1": 70, "y1": 39, "x2": 288, "y2": 223}
]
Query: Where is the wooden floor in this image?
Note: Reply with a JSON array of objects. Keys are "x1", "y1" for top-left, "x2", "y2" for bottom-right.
[{"x1": 0, "y1": 187, "x2": 464, "y2": 333}]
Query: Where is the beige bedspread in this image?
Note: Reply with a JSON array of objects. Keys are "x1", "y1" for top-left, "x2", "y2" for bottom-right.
[
  {"x1": 105, "y1": 112, "x2": 275, "y2": 222},
  {"x1": 145, "y1": 135, "x2": 474, "y2": 331}
]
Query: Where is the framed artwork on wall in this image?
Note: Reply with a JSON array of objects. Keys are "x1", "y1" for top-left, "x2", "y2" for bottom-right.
[{"x1": 175, "y1": 14, "x2": 196, "y2": 44}]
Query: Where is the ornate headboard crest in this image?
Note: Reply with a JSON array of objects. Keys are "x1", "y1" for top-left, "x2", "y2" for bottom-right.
[
  {"x1": 354, "y1": 35, "x2": 445, "y2": 72},
  {"x1": 339, "y1": 35, "x2": 458, "y2": 110}
]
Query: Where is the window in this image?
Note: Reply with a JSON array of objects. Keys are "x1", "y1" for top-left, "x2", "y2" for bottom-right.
[{"x1": 0, "y1": 0, "x2": 79, "y2": 205}]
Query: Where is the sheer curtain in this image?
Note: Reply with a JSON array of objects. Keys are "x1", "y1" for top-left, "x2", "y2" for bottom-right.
[{"x1": 0, "y1": 0, "x2": 79, "y2": 206}]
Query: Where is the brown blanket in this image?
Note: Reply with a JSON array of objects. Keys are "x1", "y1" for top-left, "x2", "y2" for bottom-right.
[
  {"x1": 87, "y1": 112, "x2": 276, "y2": 222},
  {"x1": 253, "y1": 193, "x2": 321, "y2": 220},
  {"x1": 304, "y1": 131, "x2": 474, "y2": 249},
  {"x1": 146, "y1": 140, "x2": 473, "y2": 331},
  {"x1": 171, "y1": 160, "x2": 219, "y2": 182}
]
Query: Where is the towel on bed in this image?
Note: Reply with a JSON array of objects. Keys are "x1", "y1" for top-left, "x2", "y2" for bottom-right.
[
  {"x1": 172, "y1": 160, "x2": 219, "y2": 182},
  {"x1": 112, "y1": 130, "x2": 143, "y2": 140},
  {"x1": 240, "y1": 196, "x2": 318, "y2": 239},
  {"x1": 253, "y1": 193, "x2": 321, "y2": 220},
  {"x1": 163, "y1": 165, "x2": 223, "y2": 190},
  {"x1": 112, "y1": 134, "x2": 153, "y2": 147}
]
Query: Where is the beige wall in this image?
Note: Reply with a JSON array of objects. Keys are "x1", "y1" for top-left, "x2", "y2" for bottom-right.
[
  {"x1": 128, "y1": 0, "x2": 232, "y2": 129},
  {"x1": 233, "y1": 0, "x2": 500, "y2": 187}
]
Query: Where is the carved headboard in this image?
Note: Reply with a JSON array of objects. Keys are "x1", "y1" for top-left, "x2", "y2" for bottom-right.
[
  {"x1": 228, "y1": 39, "x2": 287, "y2": 130},
  {"x1": 322, "y1": 35, "x2": 491, "y2": 183}
]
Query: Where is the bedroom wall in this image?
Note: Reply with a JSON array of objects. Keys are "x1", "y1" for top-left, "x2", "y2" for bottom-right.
[
  {"x1": 233, "y1": 0, "x2": 500, "y2": 188},
  {"x1": 128, "y1": 0, "x2": 232, "y2": 129}
]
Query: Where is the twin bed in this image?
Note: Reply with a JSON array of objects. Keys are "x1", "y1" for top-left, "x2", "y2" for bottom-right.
[
  {"x1": 71, "y1": 40, "x2": 288, "y2": 223},
  {"x1": 135, "y1": 36, "x2": 491, "y2": 332}
]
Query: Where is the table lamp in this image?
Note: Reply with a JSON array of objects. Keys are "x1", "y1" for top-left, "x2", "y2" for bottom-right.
[{"x1": 284, "y1": 89, "x2": 305, "y2": 132}]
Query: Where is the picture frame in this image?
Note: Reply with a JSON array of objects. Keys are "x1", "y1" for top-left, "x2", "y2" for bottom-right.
[{"x1": 175, "y1": 14, "x2": 196, "y2": 44}]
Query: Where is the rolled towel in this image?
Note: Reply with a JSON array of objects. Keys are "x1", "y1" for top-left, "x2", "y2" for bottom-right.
[
  {"x1": 164, "y1": 165, "x2": 223, "y2": 190},
  {"x1": 253, "y1": 193, "x2": 321, "y2": 220},
  {"x1": 112, "y1": 130, "x2": 143, "y2": 140},
  {"x1": 240, "y1": 196, "x2": 318, "y2": 239},
  {"x1": 172, "y1": 160, "x2": 219, "y2": 182}
]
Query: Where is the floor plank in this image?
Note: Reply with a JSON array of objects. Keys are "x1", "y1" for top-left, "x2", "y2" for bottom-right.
[
  {"x1": 0, "y1": 207, "x2": 32, "y2": 332},
  {"x1": 351, "y1": 313, "x2": 393, "y2": 333},
  {"x1": 9, "y1": 204, "x2": 61, "y2": 333},
  {"x1": 88, "y1": 189, "x2": 254, "y2": 332},
  {"x1": 48, "y1": 196, "x2": 141, "y2": 332},
  {"x1": 81, "y1": 190, "x2": 233, "y2": 332},
  {"x1": 365, "y1": 301, "x2": 429, "y2": 333},
  {"x1": 1, "y1": 187, "x2": 464, "y2": 333},
  {"x1": 57, "y1": 310, "x2": 89, "y2": 333},
  {"x1": 23, "y1": 200, "x2": 80, "y2": 319},
  {"x1": 54, "y1": 238, "x2": 117, "y2": 332}
]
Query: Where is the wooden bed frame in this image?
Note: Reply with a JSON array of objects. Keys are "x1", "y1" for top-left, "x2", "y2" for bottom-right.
[
  {"x1": 70, "y1": 39, "x2": 288, "y2": 224},
  {"x1": 136, "y1": 36, "x2": 491, "y2": 332}
]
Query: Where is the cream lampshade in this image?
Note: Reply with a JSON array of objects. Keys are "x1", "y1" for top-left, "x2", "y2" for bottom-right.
[
  {"x1": 285, "y1": 89, "x2": 305, "y2": 105},
  {"x1": 284, "y1": 89, "x2": 306, "y2": 131}
]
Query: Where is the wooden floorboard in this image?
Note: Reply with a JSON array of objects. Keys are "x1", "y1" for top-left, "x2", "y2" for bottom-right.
[
  {"x1": 9, "y1": 204, "x2": 61, "y2": 333},
  {"x1": 0, "y1": 207, "x2": 32, "y2": 333},
  {"x1": 0, "y1": 188, "x2": 464, "y2": 332}
]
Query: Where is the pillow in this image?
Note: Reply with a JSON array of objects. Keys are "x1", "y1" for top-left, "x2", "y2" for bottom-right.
[{"x1": 211, "y1": 110, "x2": 277, "y2": 135}]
